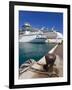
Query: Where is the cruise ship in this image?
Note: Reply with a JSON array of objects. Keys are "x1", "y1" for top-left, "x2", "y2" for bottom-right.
[{"x1": 19, "y1": 23, "x2": 63, "y2": 43}]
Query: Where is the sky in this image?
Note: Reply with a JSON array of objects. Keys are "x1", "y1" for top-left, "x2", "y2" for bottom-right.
[{"x1": 19, "y1": 11, "x2": 63, "y2": 33}]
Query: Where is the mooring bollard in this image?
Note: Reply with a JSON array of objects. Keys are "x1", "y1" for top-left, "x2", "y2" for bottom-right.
[{"x1": 43, "y1": 54, "x2": 56, "y2": 71}]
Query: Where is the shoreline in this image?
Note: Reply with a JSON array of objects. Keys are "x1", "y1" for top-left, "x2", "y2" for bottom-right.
[
  {"x1": 19, "y1": 43, "x2": 63, "y2": 79},
  {"x1": 38, "y1": 44, "x2": 58, "y2": 65}
]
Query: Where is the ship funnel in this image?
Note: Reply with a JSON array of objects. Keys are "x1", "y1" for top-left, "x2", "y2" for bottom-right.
[
  {"x1": 51, "y1": 26, "x2": 57, "y2": 33},
  {"x1": 52, "y1": 26, "x2": 55, "y2": 31},
  {"x1": 41, "y1": 27, "x2": 45, "y2": 30}
]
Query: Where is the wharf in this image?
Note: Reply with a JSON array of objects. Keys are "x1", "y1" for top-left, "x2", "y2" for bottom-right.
[{"x1": 19, "y1": 44, "x2": 63, "y2": 79}]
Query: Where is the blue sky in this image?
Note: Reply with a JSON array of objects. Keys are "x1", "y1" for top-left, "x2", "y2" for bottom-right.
[{"x1": 19, "y1": 11, "x2": 63, "y2": 33}]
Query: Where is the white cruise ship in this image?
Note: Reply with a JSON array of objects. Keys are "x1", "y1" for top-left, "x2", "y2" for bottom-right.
[{"x1": 19, "y1": 23, "x2": 63, "y2": 43}]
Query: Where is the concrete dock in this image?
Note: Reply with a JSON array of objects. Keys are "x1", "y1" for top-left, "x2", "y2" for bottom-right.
[{"x1": 19, "y1": 43, "x2": 63, "y2": 79}]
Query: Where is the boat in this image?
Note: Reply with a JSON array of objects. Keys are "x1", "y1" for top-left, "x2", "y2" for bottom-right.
[
  {"x1": 19, "y1": 22, "x2": 63, "y2": 43},
  {"x1": 19, "y1": 30, "x2": 47, "y2": 43}
]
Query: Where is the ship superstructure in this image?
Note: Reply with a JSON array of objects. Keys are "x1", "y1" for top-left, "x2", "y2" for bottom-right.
[{"x1": 19, "y1": 23, "x2": 63, "y2": 43}]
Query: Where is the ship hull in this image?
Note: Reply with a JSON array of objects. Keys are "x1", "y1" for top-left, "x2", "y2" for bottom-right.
[
  {"x1": 30, "y1": 38, "x2": 46, "y2": 43},
  {"x1": 19, "y1": 34, "x2": 46, "y2": 43},
  {"x1": 19, "y1": 35, "x2": 36, "y2": 42}
]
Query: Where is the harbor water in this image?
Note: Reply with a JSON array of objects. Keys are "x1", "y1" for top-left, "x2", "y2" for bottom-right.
[{"x1": 19, "y1": 42, "x2": 56, "y2": 66}]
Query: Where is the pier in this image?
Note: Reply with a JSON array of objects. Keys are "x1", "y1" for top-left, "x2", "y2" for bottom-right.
[{"x1": 19, "y1": 43, "x2": 63, "y2": 79}]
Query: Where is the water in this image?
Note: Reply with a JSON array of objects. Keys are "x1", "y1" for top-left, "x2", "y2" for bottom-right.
[{"x1": 19, "y1": 42, "x2": 56, "y2": 66}]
